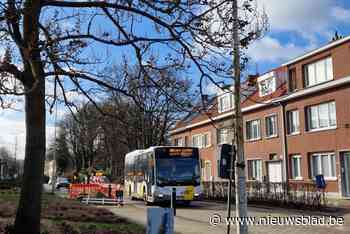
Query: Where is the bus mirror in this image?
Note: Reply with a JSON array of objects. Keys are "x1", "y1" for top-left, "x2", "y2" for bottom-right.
[{"x1": 218, "y1": 144, "x2": 236, "y2": 179}]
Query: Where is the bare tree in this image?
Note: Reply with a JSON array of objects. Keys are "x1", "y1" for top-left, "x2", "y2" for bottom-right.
[
  {"x1": 0, "y1": 0, "x2": 266, "y2": 233},
  {"x1": 56, "y1": 65, "x2": 193, "y2": 181}
]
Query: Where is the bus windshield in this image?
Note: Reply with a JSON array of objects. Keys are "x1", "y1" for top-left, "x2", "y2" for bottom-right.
[{"x1": 155, "y1": 148, "x2": 200, "y2": 186}]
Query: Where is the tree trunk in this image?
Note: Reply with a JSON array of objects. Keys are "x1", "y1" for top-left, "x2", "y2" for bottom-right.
[{"x1": 14, "y1": 80, "x2": 46, "y2": 234}]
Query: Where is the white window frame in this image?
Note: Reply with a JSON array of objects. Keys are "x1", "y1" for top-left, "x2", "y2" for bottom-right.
[
  {"x1": 202, "y1": 132, "x2": 211, "y2": 148},
  {"x1": 192, "y1": 133, "x2": 211, "y2": 148},
  {"x1": 245, "y1": 119, "x2": 261, "y2": 141},
  {"x1": 218, "y1": 93, "x2": 234, "y2": 113},
  {"x1": 310, "y1": 152, "x2": 336, "y2": 180},
  {"x1": 174, "y1": 137, "x2": 183, "y2": 147},
  {"x1": 259, "y1": 77, "x2": 276, "y2": 97},
  {"x1": 192, "y1": 134, "x2": 202, "y2": 148},
  {"x1": 265, "y1": 114, "x2": 278, "y2": 138},
  {"x1": 287, "y1": 110, "x2": 300, "y2": 135},
  {"x1": 306, "y1": 101, "x2": 336, "y2": 132},
  {"x1": 304, "y1": 57, "x2": 333, "y2": 87},
  {"x1": 217, "y1": 128, "x2": 230, "y2": 145},
  {"x1": 291, "y1": 155, "x2": 302, "y2": 180},
  {"x1": 247, "y1": 159, "x2": 263, "y2": 181}
]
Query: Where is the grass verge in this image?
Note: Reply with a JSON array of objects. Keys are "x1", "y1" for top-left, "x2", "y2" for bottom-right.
[{"x1": 0, "y1": 189, "x2": 145, "y2": 234}]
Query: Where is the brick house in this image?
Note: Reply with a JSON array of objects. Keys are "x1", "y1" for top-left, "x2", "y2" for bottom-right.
[{"x1": 170, "y1": 36, "x2": 350, "y2": 197}]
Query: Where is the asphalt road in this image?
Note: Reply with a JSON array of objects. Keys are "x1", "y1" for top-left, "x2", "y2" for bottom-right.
[
  {"x1": 42, "y1": 185, "x2": 350, "y2": 234},
  {"x1": 106, "y1": 199, "x2": 350, "y2": 234}
]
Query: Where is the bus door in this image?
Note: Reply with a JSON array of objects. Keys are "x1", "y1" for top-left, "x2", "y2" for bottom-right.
[{"x1": 146, "y1": 153, "x2": 154, "y2": 196}]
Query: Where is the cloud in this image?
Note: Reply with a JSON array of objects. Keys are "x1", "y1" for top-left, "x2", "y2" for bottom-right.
[
  {"x1": 248, "y1": 0, "x2": 350, "y2": 63},
  {"x1": 203, "y1": 82, "x2": 221, "y2": 95},
  {"x1": 0, "y1": 109, "x2": 58, "y2": 160},
  {"x1": 259, "y1": 0, "x2": 333, "y2": 34},
  {"x1": 332, "y1": 6, "x2": 350, "y2": 22},
  {"x1": 248, "y1": 36, "x2": 310, "y2": 63}
]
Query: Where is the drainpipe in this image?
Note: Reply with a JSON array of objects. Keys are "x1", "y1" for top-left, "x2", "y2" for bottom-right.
[{"x1": 279, "y1": 102, "x2": 289, "y2": 183}]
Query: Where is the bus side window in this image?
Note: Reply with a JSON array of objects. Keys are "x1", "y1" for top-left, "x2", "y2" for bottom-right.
[
  {"x1": 130, "y1": 156, "x2": 135, "y2": 177},
  {"x1": 142, "y1": 153, "x2": 147, "y2": 180}
]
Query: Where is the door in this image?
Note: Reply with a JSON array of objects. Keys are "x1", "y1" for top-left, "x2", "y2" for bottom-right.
[
  {"x1": 341, "y1": 152, "x2": 350, "y2": 197},
  {"x1": 204, "y1": 161, "x2": 212, "y2": 181},
  {"x1": 267, "y1": 161, "x2": 282, "y2": 183}
]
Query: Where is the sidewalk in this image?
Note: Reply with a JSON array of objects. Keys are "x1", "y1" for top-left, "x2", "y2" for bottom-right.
[{"x1": 327, "y1": 198, "x2": 350, "y2": 209}]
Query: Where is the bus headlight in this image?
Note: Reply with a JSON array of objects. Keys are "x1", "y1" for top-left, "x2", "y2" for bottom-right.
[
  {"x1": 158, "y1": 193, "x2": 164, "y2": 198},
  {"x1": 194, "y1": 193, "x2": 199, "y2": 197}
]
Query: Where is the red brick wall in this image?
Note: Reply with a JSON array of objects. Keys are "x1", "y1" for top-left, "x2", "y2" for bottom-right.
[{"x1": 171, "y1": 39, "x2": 350, "y2": 194}]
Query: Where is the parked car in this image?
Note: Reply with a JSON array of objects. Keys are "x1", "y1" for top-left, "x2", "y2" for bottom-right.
[{"x1": 55, "y1": 177, "x2": 70, "y2": 189}]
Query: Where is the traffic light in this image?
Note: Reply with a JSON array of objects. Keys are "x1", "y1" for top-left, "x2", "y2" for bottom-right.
[{"x1": 218, "y1": 144, "x2": 236, "y2": 179}]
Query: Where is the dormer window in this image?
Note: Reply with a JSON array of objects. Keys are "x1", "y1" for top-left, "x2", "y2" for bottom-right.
[
  {"x1": 257, "y1": 72, "x2": 277, "y2": 97},
  {"x1": 218, "y1": 93, "x2": 233, "y2": 113}
]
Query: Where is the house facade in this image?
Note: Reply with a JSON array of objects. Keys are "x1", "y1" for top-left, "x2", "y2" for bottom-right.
[{"x1": 170, "y1": 36, "x2": 350, "y2": 197}]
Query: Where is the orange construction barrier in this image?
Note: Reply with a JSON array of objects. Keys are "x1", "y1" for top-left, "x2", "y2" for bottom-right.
[{"x1": 69, "y1": 183, "x2": 123, "y2": 199}]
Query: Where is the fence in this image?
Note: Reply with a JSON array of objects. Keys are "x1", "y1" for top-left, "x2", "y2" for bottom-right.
[
  {"x1": 202, "y1": 181, "x2": 327, "y2": 209},
  {"x1": 68, "y1": 183, "x2": 123, "y2": 199}
]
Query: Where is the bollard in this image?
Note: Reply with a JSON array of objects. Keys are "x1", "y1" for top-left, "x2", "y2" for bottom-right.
[{"x1": 170, "y1": 188, "x2": 176, "y2": 216}]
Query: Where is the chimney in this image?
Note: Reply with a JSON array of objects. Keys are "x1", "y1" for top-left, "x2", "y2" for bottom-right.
[
  {"x1": 202, "y1": 94, "x2": 209, "y2": 108},
  {"x1": 247, "y1": 74, "x2": 259, "y2": 87}
]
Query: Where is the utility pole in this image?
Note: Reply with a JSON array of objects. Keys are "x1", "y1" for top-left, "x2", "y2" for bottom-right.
[
  {"x1": 14, "y1": 136, "x2": 18, "y2": 177},
  {"x1": 51, "y1": 102, "x2": 58, "y2": 193},
  {"x1": 232, "y1": 0, "x2": 248, "y2": 233}
]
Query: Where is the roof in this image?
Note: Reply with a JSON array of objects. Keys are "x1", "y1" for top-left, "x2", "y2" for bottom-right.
[{"x1": 170, "y1": 76, "x2": 350, "y2": 135}]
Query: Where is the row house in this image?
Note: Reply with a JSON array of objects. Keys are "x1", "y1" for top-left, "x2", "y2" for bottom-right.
[{"x1": 170, "y1": 35, "x2": 350, "y2": 197}]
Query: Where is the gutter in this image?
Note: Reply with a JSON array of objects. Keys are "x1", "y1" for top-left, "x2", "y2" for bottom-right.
[{"x1": 278, "y1": 101, "x2": 289, "y2": 183}]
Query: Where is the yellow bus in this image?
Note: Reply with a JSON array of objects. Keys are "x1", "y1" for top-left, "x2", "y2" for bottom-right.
[{"x1": 124, "y1": 146, "x2": 201, "y2": 205}]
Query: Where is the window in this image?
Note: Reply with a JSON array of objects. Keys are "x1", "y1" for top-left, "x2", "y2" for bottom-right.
[
  {"x1": 192, "y1": 135, "x2": 202, "y2": 148},
  {"x1": 310, "y1": 153, "x2": 336, "y2": 180},
  {"x1": 265, "y1": 115, "x2": 278, "y2": 137},
  {"x1": 174, "y1": 137, "x2": 183, "y2": 147},
  {"x1": 306, "y1": 101, "x2": 336, "y2": 131},
  {"x1": 202, "y1": 133, "x2": 211, "y2": 148},
  {"x1": 259, "y1": 77, "x2": 276, "y2": 96},
  {"x1": 192, "y1": 133, "x2": 211, "y2": 148},
  {"x1": 184, "y1": 136, "x2": 189, "y2": 147},
  {"x1": 287, "y1": 110, "x2": 300, "y2": 134},
  {"x1": 288, "y1": 68, "x2": 297, "y2": 92},
  {"x1": 248, "y1": 160, "x2": 262, "y2": 181},
  {"x1": 218, "y1": 93, "x2": 233, "y2": 113},
  {"x1": 217, "y1": 128, "x2": 230, "y2": 144},
  {"x1": 304, "y1": 57, "x2": 333, "y2": 87},
  {"x1": 291, "y1": 155, "x2": 302, "y2": 180},
  {"x1": 246, "y1": 119, "x2": 261, "y2": 141}
]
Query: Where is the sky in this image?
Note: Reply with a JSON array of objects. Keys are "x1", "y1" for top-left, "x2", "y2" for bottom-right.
[{"x1": 1, "y1": 0, "x2": 350, "y2": 159}]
